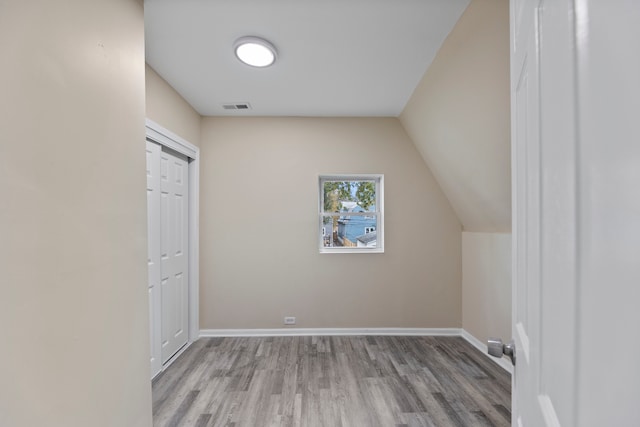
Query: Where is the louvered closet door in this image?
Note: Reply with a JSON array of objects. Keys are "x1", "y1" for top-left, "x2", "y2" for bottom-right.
[{"x1": 160, "y1": 148, "x2": 189, "y2": 364}]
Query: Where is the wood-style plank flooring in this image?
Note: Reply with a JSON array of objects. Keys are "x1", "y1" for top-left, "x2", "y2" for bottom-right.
[{"x1": 152, "y1": 336, "x2": 511, "y2": 427}]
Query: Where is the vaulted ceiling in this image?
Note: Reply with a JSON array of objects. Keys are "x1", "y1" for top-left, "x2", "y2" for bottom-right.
[
  {"x1": 144, "y1": 0, "x2": 469, "y2": 117},
  {"x1": 144, "y1": 0, "x2": 511, "y2": 232}
]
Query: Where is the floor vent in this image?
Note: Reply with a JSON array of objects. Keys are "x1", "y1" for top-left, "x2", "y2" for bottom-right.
[{"x1": 222, "y1": 103, "x2": 251, "y2": 110}]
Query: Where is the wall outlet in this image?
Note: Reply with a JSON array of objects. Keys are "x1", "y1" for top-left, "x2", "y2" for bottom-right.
[{"x1": 283, "y1": 316, "x2": 296, "y2": 325}]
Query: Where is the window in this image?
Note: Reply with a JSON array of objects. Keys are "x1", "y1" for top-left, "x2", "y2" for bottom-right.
[{"x1": 319, "y1": 174, "x2": 384, "y2": 253}]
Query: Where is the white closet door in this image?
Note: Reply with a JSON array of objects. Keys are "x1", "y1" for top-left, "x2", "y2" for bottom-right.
[
  {"x1": 160, "y1": 148, "x2": 189, "y2": 364},
  {"x1": 146, "y1": 141, "x2": 162, "y2": 378}
]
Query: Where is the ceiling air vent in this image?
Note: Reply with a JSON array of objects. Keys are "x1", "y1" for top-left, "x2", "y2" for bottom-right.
[{"x1": 222, "y1": 103, "x2": 251, "y2": 110}]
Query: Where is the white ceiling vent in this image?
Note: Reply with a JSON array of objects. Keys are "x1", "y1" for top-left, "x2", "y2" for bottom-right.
[{"x1": 222, "y1": 103, "x2": 252, "y2": 110}]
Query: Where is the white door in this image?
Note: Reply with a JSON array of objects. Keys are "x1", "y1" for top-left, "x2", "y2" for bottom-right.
[
  {"x1": 147, "y1": 141, "x2": 190, "y2": 377},
  {"x1": 511, "y1": 0, "x2": 577, "y2": 424},
  {"x1": 159, "y1": 147, "x2": 189, "y2": 364},
  {"x1": 509, "y1": 1, "x2": 640, "y2": 426},
  {"x1": 510, "y1": 0, "x2": 545, "y2": 424},
  {"x1": 146, "y1": 141, "x2": 162, "y2": 378}
]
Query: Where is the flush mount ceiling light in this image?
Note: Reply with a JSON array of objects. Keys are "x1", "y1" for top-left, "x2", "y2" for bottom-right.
[{"x1": 234, "y1": 36, "x2": 277, "y2": 68}]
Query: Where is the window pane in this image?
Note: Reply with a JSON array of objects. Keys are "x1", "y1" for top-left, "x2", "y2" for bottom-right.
[
  {"x1": 322, "y1": 180, "x2": 376, "y2": 213},
  {"x1": 322, "y1": 214, "x2": 378, "y2": 248},
  {"x1": 319, "y1": 175, "x2": 383, "y2": 253}
]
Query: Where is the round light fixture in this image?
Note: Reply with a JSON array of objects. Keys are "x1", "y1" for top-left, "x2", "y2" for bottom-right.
[{"x1": 234, "y1": 36, "x2": 277, "y2": 68}]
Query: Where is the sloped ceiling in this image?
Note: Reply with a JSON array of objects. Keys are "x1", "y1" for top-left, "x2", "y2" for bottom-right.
[
  {"x1": 400, "y1": 0, "x2": 511, "y2": 232},
  {"x1": 144, "y1": 0, "x2": 469, "y2": 117},
  {"x1": 144, "y1": 0, "x2": 511, "y2": 232}
]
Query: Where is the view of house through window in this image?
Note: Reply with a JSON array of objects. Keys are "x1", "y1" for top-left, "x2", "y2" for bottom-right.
[{"x1": 319, "y1": 175, "x2": 383, "y2": 253}]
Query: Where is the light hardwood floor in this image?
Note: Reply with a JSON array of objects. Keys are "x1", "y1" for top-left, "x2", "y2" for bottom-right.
[{"x1": 152, "y1": 336, "x2": 511, "y2": 427}]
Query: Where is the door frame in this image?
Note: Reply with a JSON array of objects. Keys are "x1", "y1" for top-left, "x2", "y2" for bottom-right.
[{"x1": 145, "y1": 118, "x2": 200, "y2": 345}]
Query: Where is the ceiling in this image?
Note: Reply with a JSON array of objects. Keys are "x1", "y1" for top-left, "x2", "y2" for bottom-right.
[{"x1": 144, "y1": 0, "x2": 470, "y2": 117}]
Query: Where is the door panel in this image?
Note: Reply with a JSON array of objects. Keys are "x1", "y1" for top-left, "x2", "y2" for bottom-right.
[
  {"x1": 537, "y1": 1, "x2": 578, "y2": 425},
  {"x1": 147, "y1": 140, "x2": 190, "y2": 375},
  {"x1": 573, "y1": 3, "x2": 640, "y2": 425},
  {"x1": 511, "y1": 1, "x2": 639, "y2": 424},
  {"x1": 511, "y1": 0, "x2": 578, "y2": 425},
  {"x1": 160, "y1": 148, "x2": 189, "y2": 364},
  {"x1": 146, "y1": 141, "x2": 162, "y2": 379},
  {"x1": 511, "y1": 2, "x2": 542, "y2": 424}
]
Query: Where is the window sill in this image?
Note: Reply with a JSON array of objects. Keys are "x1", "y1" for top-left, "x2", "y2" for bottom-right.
[{"x1": 319, "y1": 248, "x2": 384, "y2": 254}]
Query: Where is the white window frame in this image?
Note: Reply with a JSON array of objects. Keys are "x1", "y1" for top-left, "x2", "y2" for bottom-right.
[{"x1": 319, "y1": 174, "x2": 384, "y2": 254}]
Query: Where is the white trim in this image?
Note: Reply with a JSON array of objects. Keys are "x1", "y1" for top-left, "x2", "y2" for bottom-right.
[
  {"x1": 461, "y1": 329, "x2": 513, "y2": 374},
  {"x1": 145, "y1": 119, "x2": 200, "y2": 344},
  {"x1": 319, "y1": 246, "x2": 384, "y2": 254},
  {"x1": 318, "y1": 174, "x2": 384, "y2": 254},
  {"x1": 318, "y1": 174, "x2": 383, "y2": 181},
  {"x1": 197, "y1": 328, "x2": 511, "y2": 373},
  {"x1": 145, "y1": 118, "x2": 197, "y2": 159},
  {"x1": 187, "y1": 156, "x2": 199, "y2": 343},
  {"x1": 200, "y1": 327, "x2": 461, "y2": 337}
]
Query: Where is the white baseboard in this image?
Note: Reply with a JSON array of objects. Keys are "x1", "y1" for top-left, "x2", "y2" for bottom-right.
[
  {"x1": 461, "y1": 329, "x2": 513, "y2": 374},
  {"x1": 199, "y1": 327, "x2": 461, "y2": 337}
]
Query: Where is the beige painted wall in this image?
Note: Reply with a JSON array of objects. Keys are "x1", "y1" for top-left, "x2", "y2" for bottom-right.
[
  {"x1": 462, "y1": 232, "x2": 511, "y2": 343},
  {"x1": 145, "y1": 63, "x2": 201, "y2": 146},
  {"x1": 399, "y1": 0, "x2": 511, "y2": 348},
  {"x1": 200, "y1": 117, "x2": 461, "y2": 329},
  {"x1": 400, "y1": 0, "x2": 510, "y2": 232},
  {"x1": 0, "y1": 1, "x2": 151, "y2": 426}
]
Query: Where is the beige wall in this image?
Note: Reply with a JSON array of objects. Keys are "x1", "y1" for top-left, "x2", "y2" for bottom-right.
[
  {"x1": 462, "y1": 232, "x2": 511, "y2": 343},
  {"x1": 400, "y1": 0, "x2": 510, "y2": 232},
  {"x1": 145, "y1": 63, "x2": 201, "y2": 146},
  {"x1": 200, "y1": 117, "x2": 461, "y2": 329},
  {"x1": 399, "y1": 0, "x2": 511, "y2": 347},
  {"x1": 0, "y1": 1, "x2": 151, "y2": 426}
]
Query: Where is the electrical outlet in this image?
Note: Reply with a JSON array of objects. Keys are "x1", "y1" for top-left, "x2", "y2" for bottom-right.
[{"x1": 283, "y1": 316, "x2": 296, "y2": 325}]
